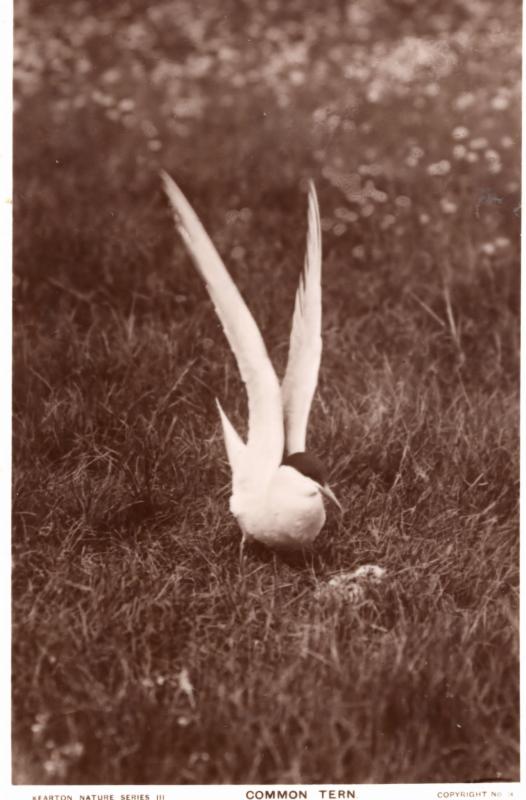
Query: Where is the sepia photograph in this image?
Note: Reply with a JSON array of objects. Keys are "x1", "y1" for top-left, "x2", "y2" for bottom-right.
[{"x1": 12, "y1": 0, "x2": 520, "y2": 787}]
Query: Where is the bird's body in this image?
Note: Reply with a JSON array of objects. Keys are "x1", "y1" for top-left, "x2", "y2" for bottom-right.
[
  {"x1": 162, "y1": 172, "x2": 341, "y2": 550},
  {"x1": 231, "y1": 465, "x2": 326, "y2": 551}
]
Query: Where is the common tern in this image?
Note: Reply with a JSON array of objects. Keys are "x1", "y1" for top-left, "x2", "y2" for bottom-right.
[{"x1": 162, "y1": 173, "x2": 341, "y2": 550}]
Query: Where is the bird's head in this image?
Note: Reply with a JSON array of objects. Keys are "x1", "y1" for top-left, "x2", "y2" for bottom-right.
[{"x1": 282, "y1": 451, "x2": 342, "y2": 512}]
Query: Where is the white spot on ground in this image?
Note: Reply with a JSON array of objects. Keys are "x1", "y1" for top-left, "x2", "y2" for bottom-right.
[{"x1": 315, "y1": 564, "x2": 387, "y2": 602}]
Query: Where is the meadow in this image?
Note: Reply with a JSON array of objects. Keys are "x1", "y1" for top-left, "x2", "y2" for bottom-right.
[{"x1": 13, "y1": 0, "x2": 520, "y2": 784}]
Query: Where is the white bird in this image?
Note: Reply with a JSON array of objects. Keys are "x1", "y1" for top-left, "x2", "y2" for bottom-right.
[{"x1": 162, "y1": 172, "x2": 341, "y2": 551}]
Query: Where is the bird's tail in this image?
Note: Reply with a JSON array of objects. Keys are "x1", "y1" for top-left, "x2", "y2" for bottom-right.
[{"x1": 215, "y1": 399, "x2": 246, "y2": 476}]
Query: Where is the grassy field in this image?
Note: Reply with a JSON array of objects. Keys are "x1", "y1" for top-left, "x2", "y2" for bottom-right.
[{"x1": 13, "y1": 0, "x2": 520, "y2": 785}]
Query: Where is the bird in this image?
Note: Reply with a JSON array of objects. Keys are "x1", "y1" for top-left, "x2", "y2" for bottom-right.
[{"x1": 162, "y1": 172, "x2": 341, "y2": 551}]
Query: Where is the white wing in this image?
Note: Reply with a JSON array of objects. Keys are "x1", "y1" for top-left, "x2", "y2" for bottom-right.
[
  {"x1": 162, "y1": 172, "x2": 284, "y2": 476},
  {"x1": 281, "y1": 181, "x2": 322, "y2": 454}
]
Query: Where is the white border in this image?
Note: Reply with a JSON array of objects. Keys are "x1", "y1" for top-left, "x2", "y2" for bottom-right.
[
  {"x1": 2, "y1": 2, "x2": 522, "y2": 799},
  {"x1": 3, "y1": 786, "x2": 523, "y2": 800},
  {"x1": 1, "y1": 0, "x2": 13, "y2": 796}
]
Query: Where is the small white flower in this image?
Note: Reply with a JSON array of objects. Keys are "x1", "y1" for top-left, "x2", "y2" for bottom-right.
[
  {"x1": 453, "y1": 144, "x2": 467, "y2": 159},
  {"x1": 327, "y1": 114, "x2": 341, "y2": 132},
  {"x1": 419, "y1": 212, "x2": 430, "y2": 225},
  {"x1": 452, "y1": 126, "x2": 469, "y2": 140},
  {"x1": 289, "y1": 69, "x2": 305, "y2": 85},
  {"x1": 500, "y1": 135, "x2": 514, "y2": 149},
  {"x1": 119, "y1": 98, "x2": 135, "y2": 112},
  {"x1": 333, "y1": 222, "x2": 347, "y2": 236},
  {"x1": 142, "y1": 119, "x2": 158, "y2": 138},
  {"x1": 481, "y1": 242, "x2": 496, "y2": 255},
  {"x1": 484, "y1": 149, "x2": 500, "y2": 161},
  {"x1": 491, "y1": 95, "x2": 509, "y2": 110},
  {"x1": 495, "y1": 236, "x2": 511, "y2": 248},
  {"x1": 352, "y1": 244, "x2": 366, "y2": 260},
  {"x1": 367, "y1": 85, "x2": 382, "y2": 103},
  {"x1": 440, "y1": 198, "x2": 458, "y2": 214},
  {"x1": 380, "y1": 214, "x2": 396, "y2": 230},
  {"x1": 31, "y1": 722, "x2": 45, "y2": 736},
  {"x1": 62, "y1": 742, "x2": 84, "y2": 758},
  {"x1": 395, "y1": 195, "x2": 411, "y2": 208},
  {"x1": 427, "y1": 160, "x2": 451, "y2": 176},
  {"x1": 425, "y1": 82, "x2": 440, "y2": 97},
  {"x1": 178, "y1": 668, "x2": 196, "y2": 707},
  {"x1": 410, "y1": 146, "x2": 425, "y2": 160},
  {"x1": 102, "y1": 68, "x2": 120, "y2": 84},
  {"x1": 231, "y1": 246, "x2": 245, "y2": 260},
  {"x1": 454, "y1": 92, "x2": 475, "y2": 110}
]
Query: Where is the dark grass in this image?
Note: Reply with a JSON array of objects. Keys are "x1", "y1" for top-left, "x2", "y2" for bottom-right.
[{"x1": 13, "y1": 0, "x2": 520, "y2": 785}]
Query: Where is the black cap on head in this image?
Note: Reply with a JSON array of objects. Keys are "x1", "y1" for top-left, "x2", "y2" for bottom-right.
[{"x1": 283, "y1": 452, "x2": 327, "y2": 485}]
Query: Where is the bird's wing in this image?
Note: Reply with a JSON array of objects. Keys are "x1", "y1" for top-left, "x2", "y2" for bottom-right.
[
  {"x1": 162, "y1": 172, "x2": 284, "y2": 476},
  {"x1": 215, "y1": 399, "x2": 246, "y2": 475},
  {"x1": 281, "y1": 181, "x2": 322, "y2": 454}
]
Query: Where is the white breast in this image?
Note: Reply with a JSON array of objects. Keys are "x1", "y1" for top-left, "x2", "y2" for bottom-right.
[{"x1": 231, "y1": 466, "x2": 327, "y2": 550}]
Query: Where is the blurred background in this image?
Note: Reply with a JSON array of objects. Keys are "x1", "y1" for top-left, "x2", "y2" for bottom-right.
[{"x1": 15, "y1": 0, "x2": 521, "y2": 296}]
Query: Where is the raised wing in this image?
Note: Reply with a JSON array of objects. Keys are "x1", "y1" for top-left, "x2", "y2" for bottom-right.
[
  {"x1": 162, "y1": 172, "x2": 283, "y2": 476},
  {"x1": 281, "y1": 181, "x2": 322, "y2": 454}
]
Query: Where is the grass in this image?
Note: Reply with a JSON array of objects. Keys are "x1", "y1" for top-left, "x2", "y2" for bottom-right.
[{"x1": 13, "y1": 0, "x2": 520, "y2": 785}]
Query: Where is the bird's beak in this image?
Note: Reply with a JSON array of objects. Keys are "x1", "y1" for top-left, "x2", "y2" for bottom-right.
[{"x1": 320, "y1": 483, "x2": 343, "y2": 512}]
